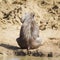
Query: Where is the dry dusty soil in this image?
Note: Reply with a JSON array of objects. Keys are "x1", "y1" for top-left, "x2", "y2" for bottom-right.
[{"x1": 0, "y1": 0, "x2": 60, "y2": 57}]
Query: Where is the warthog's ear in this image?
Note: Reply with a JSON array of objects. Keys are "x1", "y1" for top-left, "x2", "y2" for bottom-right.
[
  {"x1": 20, "y1": 17, "x2": 25, "y2": 23},
  {"x1": 19, "y1": 17, "x2": 24, "y2": 23},
  {"x1": 20, "y1": 13, "x2": 27, "y2": 23}
]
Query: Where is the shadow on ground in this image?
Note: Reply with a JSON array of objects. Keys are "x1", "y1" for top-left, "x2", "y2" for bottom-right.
[
  {"x1": 0, "y1": 43, "x2": 20, "y2": 50},
  {"x1": 0, "y1": 43, "x2": 27, "y2": 56}
]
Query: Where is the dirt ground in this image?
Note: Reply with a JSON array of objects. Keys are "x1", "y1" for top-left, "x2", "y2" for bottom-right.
[{"x1": 0, "y1": 0, "x2": 60, "y2": 57}]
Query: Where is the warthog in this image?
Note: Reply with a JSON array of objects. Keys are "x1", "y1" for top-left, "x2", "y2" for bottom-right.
[{"x1": 16, "y1": 12, "x2": 42, "y2": 50}]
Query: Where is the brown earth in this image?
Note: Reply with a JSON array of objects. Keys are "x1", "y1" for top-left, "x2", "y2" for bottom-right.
[{"x1": 0, "y1": 0, "x2": 60, "y2": 57}]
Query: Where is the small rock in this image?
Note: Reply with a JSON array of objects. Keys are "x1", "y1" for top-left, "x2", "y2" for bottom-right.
[
  {"x1": 15, "y1": 50, "x2": 26, "y2": 56},
  {"x1": 32, "y1": 51, "x2": 44, "y2": 57}
]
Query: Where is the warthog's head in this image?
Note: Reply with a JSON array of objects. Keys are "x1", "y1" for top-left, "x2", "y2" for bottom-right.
[{"x1": 20, "y1": 12, "x2": 35, "y2": 23}]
